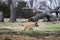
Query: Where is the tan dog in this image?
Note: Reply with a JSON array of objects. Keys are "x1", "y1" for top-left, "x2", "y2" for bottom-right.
[{"x1": 23, "y1": 22, "x2": 36, "y2": 31}]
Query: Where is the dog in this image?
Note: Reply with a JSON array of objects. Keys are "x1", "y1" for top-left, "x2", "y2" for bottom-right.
[
  {"x1": 28, "y1": 18, "x2": 38, "y2": 26},
  {"x1": 22, "y1": 22, "x2": 37, "y2": 31}
]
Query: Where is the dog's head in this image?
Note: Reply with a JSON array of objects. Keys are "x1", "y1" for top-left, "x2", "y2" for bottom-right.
[{"x1": 28, "y1": 18, "x2": 36, "y2": 22}]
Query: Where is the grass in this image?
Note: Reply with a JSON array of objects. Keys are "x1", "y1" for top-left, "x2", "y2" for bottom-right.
[{"x1": 0, "y1": 19, "x2": 60, "y2": 35}]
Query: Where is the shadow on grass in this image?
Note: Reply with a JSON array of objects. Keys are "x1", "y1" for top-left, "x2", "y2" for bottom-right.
[{"x1": 0, "y1": 29, "x2": 60, "y2": 37}]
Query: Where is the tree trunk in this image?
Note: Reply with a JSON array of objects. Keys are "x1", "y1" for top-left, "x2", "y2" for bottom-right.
[
  {"x1": 28, "y1": 13, "x2": 57, "y2": 22},
  {"x1": 28, "y1": 13, "x2": 47, "y2": 22},
  {"x1": 9, "y1": 5, "x2": 16, "y2": 22},
  {"x1": 9, "y1": 0, "x2": 17, "y2": 22},
  {"x1": 49, "y1": 6, "x2": 60, "y2": 18},
  {"x1": 0, "y1": 11, "x2": 4, "y2": 22}
]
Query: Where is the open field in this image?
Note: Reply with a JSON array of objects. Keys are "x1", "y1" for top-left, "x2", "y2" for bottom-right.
[
  {"x1": 0, "y1": 19, "x2": 60, "y2": 40},
  {"x1": 0, "y1": 18, "x2": 60, "y2": 32}
]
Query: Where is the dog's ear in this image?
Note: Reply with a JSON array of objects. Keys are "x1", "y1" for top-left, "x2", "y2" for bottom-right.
[{"x1": 35, "y1": 22, "x2": 38, "y2": 27}]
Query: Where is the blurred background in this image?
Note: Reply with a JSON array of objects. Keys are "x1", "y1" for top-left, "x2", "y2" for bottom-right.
[{"x1": 0, "y1": 0, "x2": 60, "y2": 18}]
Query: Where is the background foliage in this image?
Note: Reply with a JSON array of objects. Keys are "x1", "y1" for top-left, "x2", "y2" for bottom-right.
[{"x1": 0, "y1": 1, "x2": 34, "y2": 18}]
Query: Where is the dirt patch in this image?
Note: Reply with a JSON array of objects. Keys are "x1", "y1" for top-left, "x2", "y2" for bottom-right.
[{"x1": 0, "y1": 34, "x2": 60, "y2": 40}]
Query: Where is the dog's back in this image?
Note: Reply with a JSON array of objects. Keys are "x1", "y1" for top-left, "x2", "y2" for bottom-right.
[{"x1": 23, "y1": 22, "x2": 36, "y2": 31}]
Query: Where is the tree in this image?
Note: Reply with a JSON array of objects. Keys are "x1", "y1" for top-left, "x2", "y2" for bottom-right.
[
  {"x1": 0, "y1": 11, "x2": 4, "y2": 22},
  {"x1": 30, "y1": 0, "x2": 33, "y2": 7},
  {"x1": 8, "y1": 0, "x2": 17, "y2": 22},
  {"x1": 16, "y1": 1, "x2": 34, "y2": 18},
  {"x1": 0, "y1": 2, "x2": 4, "y2": 22},
  {"x1": 49, "y1": 6, "x2": 60, "y2": 18},
  {"x1": 28, "y1": 12, "x2": 57, "y2": 22}
]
